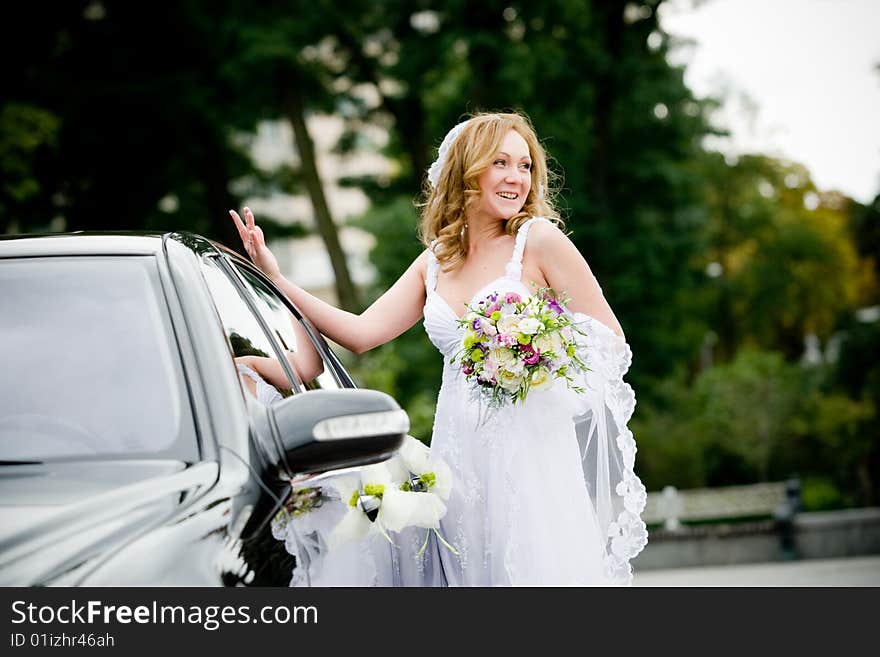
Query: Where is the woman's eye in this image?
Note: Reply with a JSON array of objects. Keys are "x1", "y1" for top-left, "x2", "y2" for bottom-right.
[
  {"x1": 494, "y1": 159, "x2": 506, "y2": 166},
  {"x1": 520, "y1": 163, "x2": 532, "y2": 171}
]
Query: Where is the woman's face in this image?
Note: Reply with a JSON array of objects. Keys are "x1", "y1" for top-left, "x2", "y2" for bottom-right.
[{"x1": 474, "y1": 129, "x2": 532, "y2": 222}]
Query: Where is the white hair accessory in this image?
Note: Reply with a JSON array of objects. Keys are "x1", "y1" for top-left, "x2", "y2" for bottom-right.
[
  {"x1": 426, "y1": 120, "x2": 472, "y2": 188},
  {"x1": 426, "y1": 118, "x2": 545, "y2": 200}
]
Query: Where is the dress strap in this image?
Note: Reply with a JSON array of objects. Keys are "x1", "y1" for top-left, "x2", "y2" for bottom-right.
[
  {"x1": 236, "y1": 363, "x2": 283, "y2": 406},
  {"x1": 505, "y1": 217, "x2": 551, "y2": 281},
  {"x1": 425, "y1": 240, "x2": 440, "y2": 291}
]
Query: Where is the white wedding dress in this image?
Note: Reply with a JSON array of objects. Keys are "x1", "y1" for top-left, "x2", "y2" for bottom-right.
[
  {"x1": 417, "y1": 217, "x2": 648, "y2": 586},
  {"x1": 271, "y1": 216, "x2": 647, "y2": 587}
]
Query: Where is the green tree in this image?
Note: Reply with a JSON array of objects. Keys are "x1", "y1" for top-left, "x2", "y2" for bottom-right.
[
  {"x1": 330, "y1": 1, "x2": 716, "y2": 407},
  {"x1": 0, "y1": 104, "x2": 60, "y2": 233},
  {"x1": 698, "y1": 154, "x2": 863, "y2": 360},
  {"x1": 1, "y1": 1, "x2": 257, "y2": 248},
  {"x1": 227, "y1": 2, "x2": 364, "y2": 310}
]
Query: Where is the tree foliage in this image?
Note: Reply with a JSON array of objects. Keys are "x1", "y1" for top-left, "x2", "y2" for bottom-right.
[{"x1": 4, "y1": 0, "x2": 878, "y2": 504}]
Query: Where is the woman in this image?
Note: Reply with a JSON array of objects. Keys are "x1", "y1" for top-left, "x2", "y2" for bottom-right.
[{"x1": 231, "y1": 111, "x2": 647, "y2": 586}]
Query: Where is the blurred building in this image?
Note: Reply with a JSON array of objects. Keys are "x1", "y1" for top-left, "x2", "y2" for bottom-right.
[{"x1": 245, "y1": 114, "x2": 393, "y2": 304}]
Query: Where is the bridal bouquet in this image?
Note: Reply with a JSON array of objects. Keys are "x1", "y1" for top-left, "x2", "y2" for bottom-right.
[
  {"x1": 451, "y1": 286, "x2": 589, "y2": 409},
  {"x1": 327, "y1": 436, "x2": 457, "y2": 556},
  {"x1": 272, "y1": 436, "x2": 457, "y2": 562}
]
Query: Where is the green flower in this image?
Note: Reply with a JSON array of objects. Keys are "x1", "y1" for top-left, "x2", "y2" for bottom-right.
[
  {"x1": 518, "y1": 333, "x2": 531, "y2": 345},
  {"x1": 566, "y1": 344, "x2": 576, "y2": 357},
  {"x1": 348, "y1": 490, "x2": 360, "y2": 508},
  {"x1": 419, "y1": 472, "x2": 437, "y2": 488},
  {"x1": 471, "y1": 348, "x2": 485, "y2": 362},
  {"x1": 363, "y1": 483, "x2": 385, "y2": 498},
  {"x1": 490, "y1": 310, "x2": 501, "y2": 322}
]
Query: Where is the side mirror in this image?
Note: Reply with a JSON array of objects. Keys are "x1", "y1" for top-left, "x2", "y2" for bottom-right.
[
  {"x1": 239, "y1": 388, "x2": 407, "y2": 545},
  {"x1": 255, "y1": 388, "x2": 408, "y2": 479}
]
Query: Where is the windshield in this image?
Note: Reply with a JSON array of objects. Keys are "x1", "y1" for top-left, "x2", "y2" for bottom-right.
[{"x1": 0, "y1": 256, "x2": 197, "y2": 461}]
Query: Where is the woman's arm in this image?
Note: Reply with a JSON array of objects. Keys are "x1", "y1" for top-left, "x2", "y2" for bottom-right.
[
  {"x1": 528, "y1": 222, "x2": 625, "y2": 340},
  {"x1": 230, "y1": 208, "x2": 428, "y2": 354},
  {"x1": 235, "y1": 355, "x2": 291, "y2": 390}
]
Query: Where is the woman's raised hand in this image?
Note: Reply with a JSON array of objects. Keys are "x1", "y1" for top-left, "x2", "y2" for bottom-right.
[{"x1": 229, "y1": 207, "x2": 282, "y2": 281}]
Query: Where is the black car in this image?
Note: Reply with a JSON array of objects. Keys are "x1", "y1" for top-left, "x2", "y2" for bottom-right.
[{"x1": 0, "y1": 232, "x2": 407, "y2": 586}]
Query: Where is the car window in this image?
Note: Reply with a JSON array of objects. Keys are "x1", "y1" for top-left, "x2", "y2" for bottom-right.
[
  {"x1": 232, "y1": 264, "x2": 345, "y2": 392},
  {"x1": 200, "y1": 258, "x2": 297, "y2": 403},
  {"x1": 0, "y1": 256, "x2": 197, "y2": 462}
]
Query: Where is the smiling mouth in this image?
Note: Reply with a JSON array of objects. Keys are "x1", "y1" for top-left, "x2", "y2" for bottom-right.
[{"x1": 496, "y1": 192, "x2": 518, "y2": 200}]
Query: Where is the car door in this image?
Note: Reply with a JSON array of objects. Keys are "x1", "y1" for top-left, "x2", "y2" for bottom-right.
[
  {"x1": 204, "y1": 254, "x2": 392, "y2": 585},
  {"x1": 82, "y1": 250, "x2": 308, "y2": 586},
  {"x1": 0, "y1": 253, "x2": 211, "y2": 585}
]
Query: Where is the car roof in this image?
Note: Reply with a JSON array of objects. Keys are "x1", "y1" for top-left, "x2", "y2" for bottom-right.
[{"x1": 0, "y1": 231, "x2": 224, "y2": 258}]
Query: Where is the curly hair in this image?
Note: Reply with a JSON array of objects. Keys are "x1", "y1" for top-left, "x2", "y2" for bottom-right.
[{"x1": 417, "y1": 112, "x2": 564, "y2": 272}]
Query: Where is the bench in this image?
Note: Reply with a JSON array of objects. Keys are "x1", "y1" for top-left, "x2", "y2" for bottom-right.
[{"x1": 643, "y1": 480, "x2": 802, "y2": 559}]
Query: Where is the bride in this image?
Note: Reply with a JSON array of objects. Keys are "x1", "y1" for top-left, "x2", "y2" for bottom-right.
[{"x1": 231, "y1": 111, "x2": 647, "y2": 586}]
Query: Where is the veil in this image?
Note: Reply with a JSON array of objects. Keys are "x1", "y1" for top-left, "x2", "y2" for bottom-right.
[{"x1": 561, "y1": 312, "x2": 648, "y2": 585}]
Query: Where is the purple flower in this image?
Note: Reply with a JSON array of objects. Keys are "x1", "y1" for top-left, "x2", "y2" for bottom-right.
[
  {"x1": 520, "y1": 344, "x2": 541, "y2": 365},
  {"x1": 548, "y1": 297, "x2": 564, "y2": 314},
  {"x1": 471, "y1": 317, "x2": 482, "y2": 332}
]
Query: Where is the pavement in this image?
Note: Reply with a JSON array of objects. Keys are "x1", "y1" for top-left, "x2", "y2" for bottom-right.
[{"x1": 632, "y1": 555, "x2": 880, "y2": 586}]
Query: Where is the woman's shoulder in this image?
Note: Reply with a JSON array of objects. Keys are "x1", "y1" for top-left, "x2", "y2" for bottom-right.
[
  {"x1": 523, "y1": 219, "x2": 590, "y2": 279},
  {"x1": 525, "y1": 217, "x2": 569, "y2": 251},
  {"x1": 412, "y1": 247, "x2": 433, "y2": 280}
]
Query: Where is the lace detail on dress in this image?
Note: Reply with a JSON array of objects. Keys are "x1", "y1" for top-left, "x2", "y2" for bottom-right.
[{"x1": 505, "y1": 217, "x2": 552, "y2": 281}]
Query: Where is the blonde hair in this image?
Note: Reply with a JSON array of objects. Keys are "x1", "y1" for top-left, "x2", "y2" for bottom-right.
[{"x1": 418, "y1": 112, "x2": 563, "y2": 271}]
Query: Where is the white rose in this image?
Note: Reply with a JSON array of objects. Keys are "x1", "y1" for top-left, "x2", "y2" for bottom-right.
[
  {"x1": 498, "y1": 370, "x2": 523, "y2": 392},
  {"x1": 533, "y1": 334, "x2": 553, "y2": 353},
  {"x1": 505, "y1": 357, "x2": 525, "y2": 375},
  {"x1": 489, "y1": 347, "x2": 517, "y2": 369},
  {"x1": 500, "y1": 302, "x2": 518, "y2": 317},
  {"x1": 518, "y1": 317, "x2": 544, "y2": 335},
  {"x1": 530, "y1": 366, "x2": 554, "y2": 392},
  {"x1": 497, "y1": 316, "x2": 521, "y2": 334}
]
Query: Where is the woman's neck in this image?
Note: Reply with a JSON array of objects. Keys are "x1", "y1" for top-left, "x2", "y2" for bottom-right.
[{"x1": 465, "y1": 216, "x2": 508, "y2": 254}]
